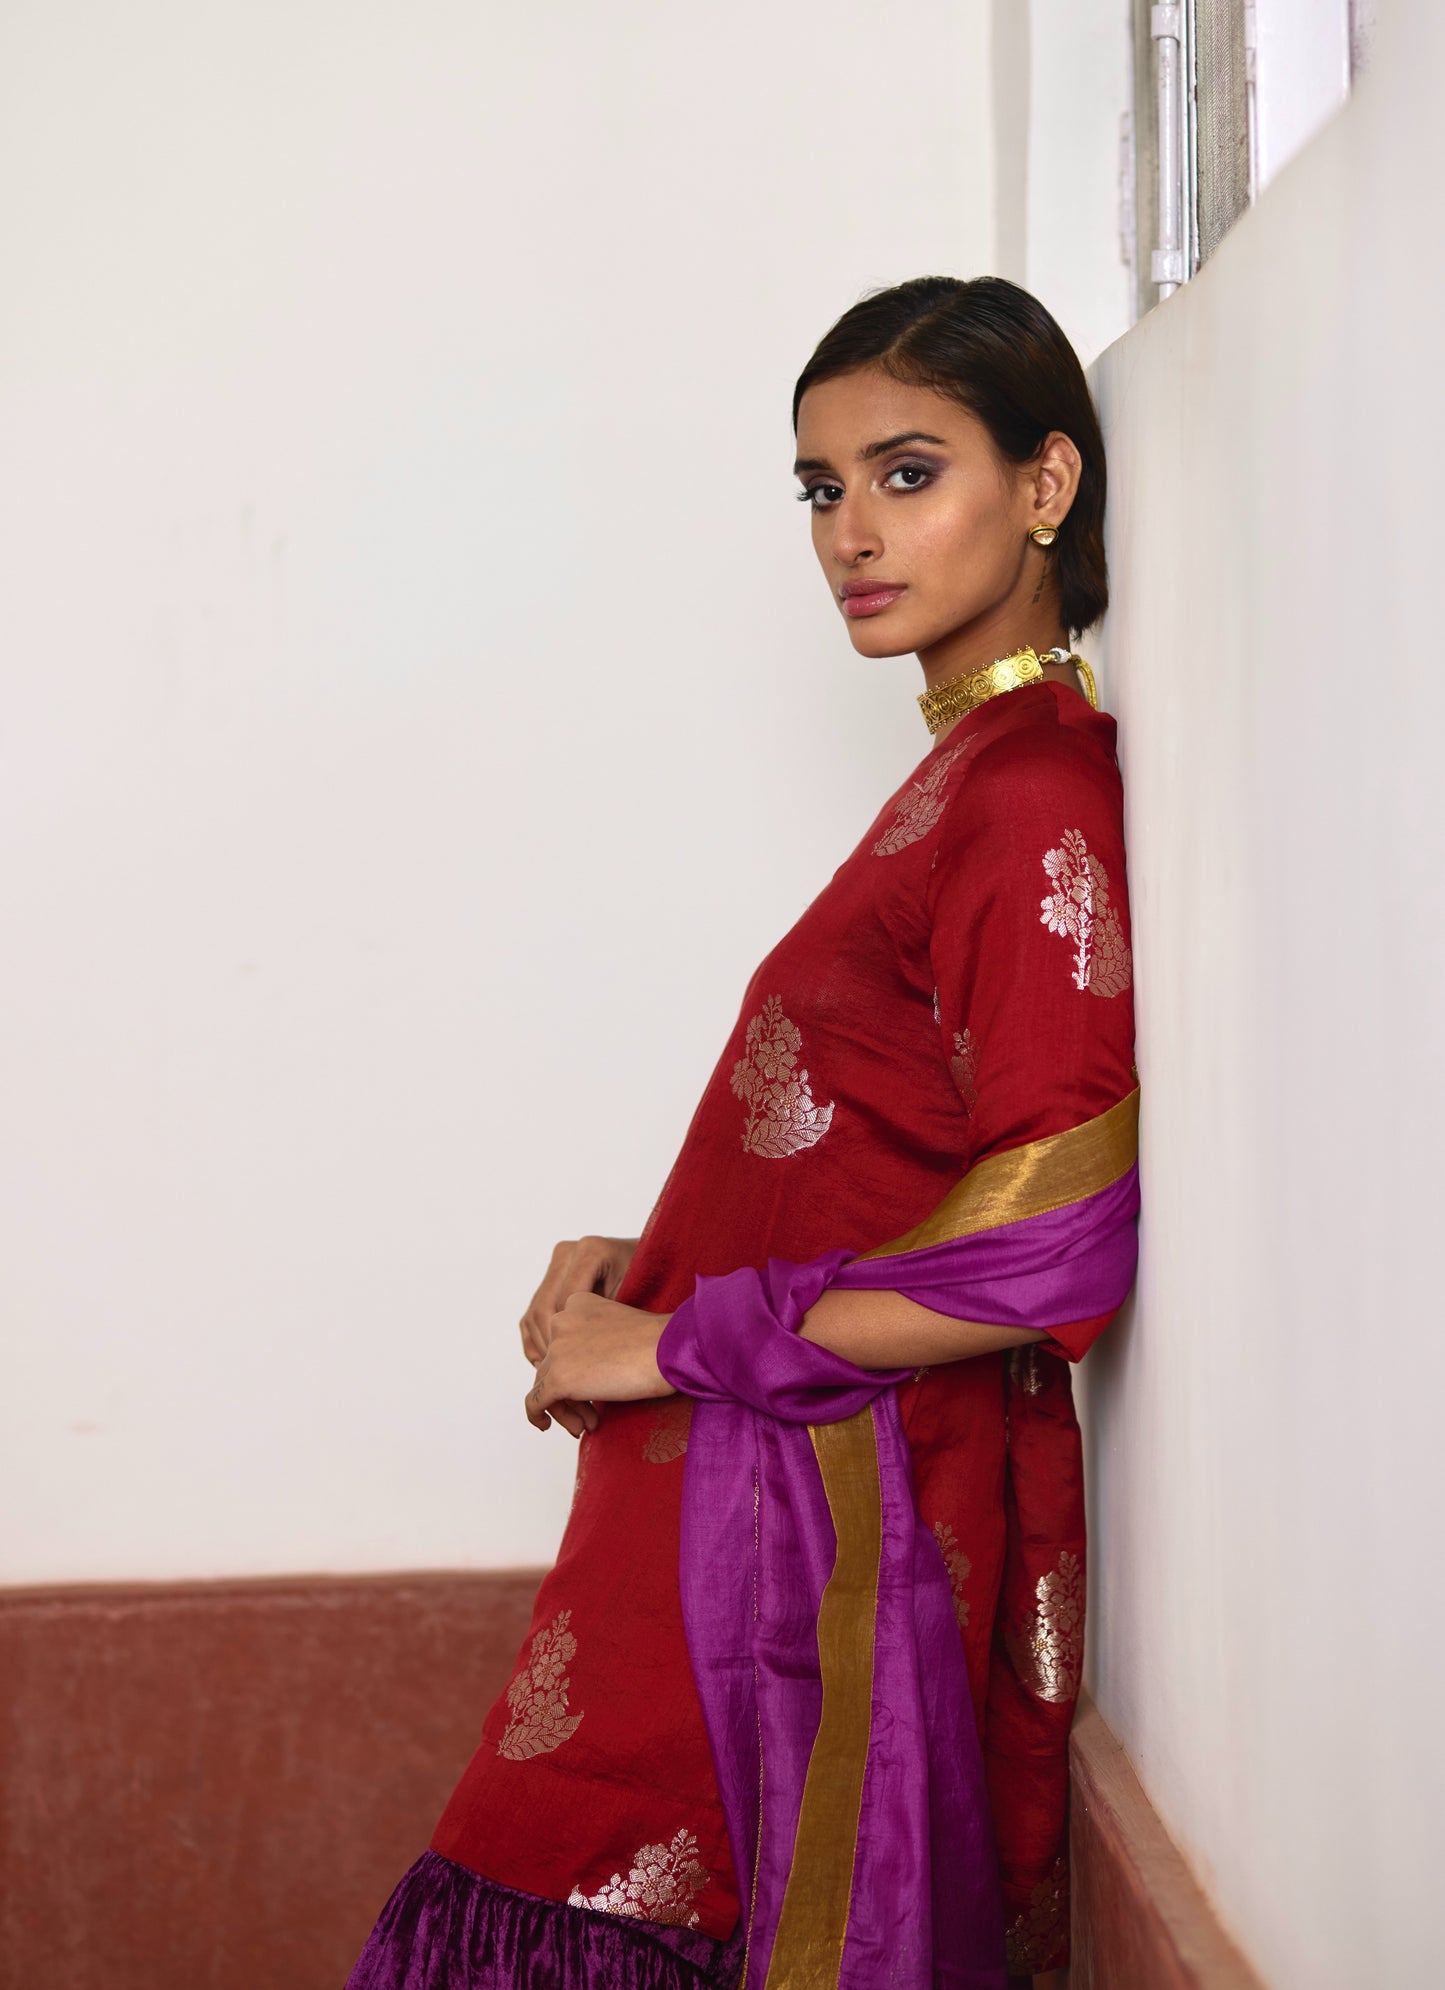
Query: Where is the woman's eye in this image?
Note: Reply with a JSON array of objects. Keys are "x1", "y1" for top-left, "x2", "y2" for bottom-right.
[
  {"x1": 797, "y1": 483, "x2": 844, "y2": 510},
  {"x1": 884, "y1": 463, "x2": 933, "y2": 491}
]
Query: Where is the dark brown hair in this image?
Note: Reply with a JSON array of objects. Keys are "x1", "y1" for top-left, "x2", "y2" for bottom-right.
[{"x1": 792, "y1": 275, "x2": 1108, "y2": 636}]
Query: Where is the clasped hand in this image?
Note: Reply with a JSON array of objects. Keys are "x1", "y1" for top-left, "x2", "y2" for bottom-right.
[{"x1": 519, "y1": 1235, "x2": 675, "y2": 1438}]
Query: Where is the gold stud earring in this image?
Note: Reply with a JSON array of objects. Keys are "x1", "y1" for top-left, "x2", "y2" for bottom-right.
[{"x1": 1029, "y1": 524, "x2": 1058, "y2": 547}]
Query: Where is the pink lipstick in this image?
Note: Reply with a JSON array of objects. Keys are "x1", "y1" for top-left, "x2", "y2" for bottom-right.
[{"x1": 841, "y1": 581, "x2": 908, "y2": 619}]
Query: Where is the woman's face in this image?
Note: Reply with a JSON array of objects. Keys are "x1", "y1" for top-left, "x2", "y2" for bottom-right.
[{"x1": 793, "y1": 367, "x2": 1068, "y2": 660}]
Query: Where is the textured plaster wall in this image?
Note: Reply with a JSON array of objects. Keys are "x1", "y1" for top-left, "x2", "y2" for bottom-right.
[
  {"x1": 1079, "y1": 5, "x2": 1445, "y2": 1979},
  {"x1": 0, "y1": 0, "x2": 994, "y2": 1580}
]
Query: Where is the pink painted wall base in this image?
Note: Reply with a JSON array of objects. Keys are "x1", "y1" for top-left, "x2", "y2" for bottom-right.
[{"x1": 0, "y1": 1572, "x2": 542, "y2": 1989}]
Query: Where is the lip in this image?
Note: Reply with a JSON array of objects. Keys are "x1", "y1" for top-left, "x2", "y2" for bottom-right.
[{"x1": 840, "y1": 580, "x2": 908, "y2": 619}]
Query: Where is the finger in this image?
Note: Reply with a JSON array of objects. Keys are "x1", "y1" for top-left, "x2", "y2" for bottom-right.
[
  {"x1": 555, "y1": 1239, "x2": 613, "y2": 1306},
  {"x1": 576, "y1": 1235, "x2": 620, "y2": 1298},
  {"x1": 522, "y1": 1306, "x2": 556, "y2": 1360},
  {"x1": 523, "y1": 1237, "x2": 627, "y2": 1358},
  {"x1": 593, "y1": 1236, "x2": 640, "y2": 1301},
  {"x1": 521, "y1": 1240, "x2": 581, "y2": 1354},
  {"x1": 526, "y1": 1344, "x2": 562, "y2": 1425},
  {"x1": 526, "y1": 1364, "x2": 564, "y2": 1433},
  {"x1": 527, "y1": 1380, "x2": 591, "y2": 1439},
  {"x1": 529, "y1": 1349, "x2": 600, "y2": 1436},
  {"x1": 545, "y1": 1392, "x2": 598, "y2": 1437},
  {"x1": 525, "y1": 1372, "x2": 579, "y2": 1432}
]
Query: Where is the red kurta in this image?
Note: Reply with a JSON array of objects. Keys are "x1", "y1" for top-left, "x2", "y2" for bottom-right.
[{"x1": 433, "y1": 679, "x2": 1135, "y2": 1975}]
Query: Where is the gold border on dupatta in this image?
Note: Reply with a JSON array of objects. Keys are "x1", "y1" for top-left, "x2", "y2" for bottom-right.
[
  {"x1": 856, "y1": 1085, "x2": 1139, "y2": 1259},
  {"x1": 762, "y1": 1410, "x2": 883, "y2": 1990}
]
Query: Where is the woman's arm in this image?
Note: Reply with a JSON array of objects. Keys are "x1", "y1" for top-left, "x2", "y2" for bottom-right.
[
  {"x1": 524, "y1": 1287, "x2": 1042, "y2": 1430},
  {"x1": 799, "y1": 1286, "x2": 1044, "y2": 1368},
  {"x1": 527, "y1": 718, "x2": 1135, "y2": 1429}
]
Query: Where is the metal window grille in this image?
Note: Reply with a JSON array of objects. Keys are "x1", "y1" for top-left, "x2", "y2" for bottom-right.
[
  {"x1": 1125, "y1": 0, "x2": 1253, "y2": 314},
  {"x1": 1195, "y1": 0, "x2": 1252, "y2": 262},
  {"x1": 1349, "y1": 0, "x2": 1378, "y2": 79},
  {"x1": 1125, "y1": 0, "x2": 1358, "y2": 320}
]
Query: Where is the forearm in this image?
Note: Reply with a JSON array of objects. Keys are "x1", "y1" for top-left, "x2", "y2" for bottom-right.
[
  {"x1": 530, "y1": 1279, "x2": 1048, "y2": 1433},
  {"x1": 799, "y1": 1286, "x2": 1044, "y2": 1369}
]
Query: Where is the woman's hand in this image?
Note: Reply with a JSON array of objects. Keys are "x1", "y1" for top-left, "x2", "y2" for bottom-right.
[
  {"x1": 519, "y1": 1236, "x2": 640, "y2": 1438},
  {"x1": 526, "y1": 1292, "x2": 676, "y2": 1434},
  {"x1": 520, "y1": 1235, "x2": 639, "y2": 1363}
]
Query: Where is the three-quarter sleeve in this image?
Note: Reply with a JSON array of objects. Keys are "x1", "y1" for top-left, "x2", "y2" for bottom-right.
[{"x1": 925, "y1": 711, "x2": 1137, "y2": 1359}]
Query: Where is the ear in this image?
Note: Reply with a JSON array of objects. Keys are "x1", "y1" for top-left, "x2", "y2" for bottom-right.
[{"x1": 1031, "y1": 430, "x2": 1083, "y2": 525}]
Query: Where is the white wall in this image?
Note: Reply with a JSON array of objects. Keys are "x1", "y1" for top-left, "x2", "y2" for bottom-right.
[
  {"x1": 0, "y1": 0, "x2": 994, "y2": 1583},
  {"x1": 1077, "y1": 3, "x2": 1445, "y2": 1981},
  {"x1": 1024, "y1": 0, "x2": 1134, "y2": 363},
  {"x1": 991, "y1": 0, "x2": 1133, "y2": 366},
  {"x1": 1255, "y1": 0, "x2": 1351, "y2": 189}
]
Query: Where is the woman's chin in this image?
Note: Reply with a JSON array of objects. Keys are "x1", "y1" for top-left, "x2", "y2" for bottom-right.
[{"x1": 844, "y1": 614, "x2": 926, "y2": 660}]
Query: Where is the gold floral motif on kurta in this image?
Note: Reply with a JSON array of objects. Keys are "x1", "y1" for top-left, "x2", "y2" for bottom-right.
[
  {"x1": 1009, "y1": 1344, "x2": 1043, "y2": 1397},
  {"x1": 871, "y1": 744, "x2": 965, "y2": 855},
  {"x1": 729, "y1": 996, "x2": 834, "y2": 1157},
  {"x1": 932, "y1": 1519, "x2": 972, "y2": 1629},
  {"x1": 1005, "y1": 1854, "x2": 1070, "y2": 1974},
  {"x1": 949, "y1": 1026, "x2": 979, "y2": 1111},
  {"x1": 1005, "y1": 1549, "x2": 1084, "y2": 1704},
  {"x1": 497, "y1": 1610, "x2": 584, "y2": 1760},
  {"x1": 642, "y1": 1397, "x2": 693, "y2": 1463},
  {"x1": 567, "y1": 1828, "x2": 710, "y2": 1927},
  {"x1": 1039, "y1": 829, "x2": 1133, "y2": 996}
]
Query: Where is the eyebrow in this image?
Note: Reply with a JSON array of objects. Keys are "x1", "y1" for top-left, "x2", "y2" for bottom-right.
[{"x1": 792, "y1": 431, "x2": 949, "y2": 476}]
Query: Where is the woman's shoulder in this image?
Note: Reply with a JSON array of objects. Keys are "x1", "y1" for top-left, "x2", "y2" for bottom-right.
[
  {"x1": 934, "y1": 686, "x2": 1124, "y2": 854},
  {"x1": 964, "y1": 684, "x2": 1117, "y2": 788}
]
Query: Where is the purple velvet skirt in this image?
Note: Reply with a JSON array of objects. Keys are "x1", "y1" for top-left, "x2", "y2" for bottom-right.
[{"x1": 345, "y1": 1851, "x2": 747, "y2": 1990}]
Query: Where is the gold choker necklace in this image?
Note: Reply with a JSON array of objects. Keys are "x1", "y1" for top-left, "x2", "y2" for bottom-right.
[{"x1": 917, "y1": 645, "x2": 1098, "y2": 734}]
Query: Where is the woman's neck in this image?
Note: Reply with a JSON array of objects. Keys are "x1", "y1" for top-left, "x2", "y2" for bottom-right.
[
  {"x1": 917, "y1": 611, "x2": 1071, "y2": 694},
  {"x1": 922, "y1": 624, "x2": 1086, "y2": 747}
]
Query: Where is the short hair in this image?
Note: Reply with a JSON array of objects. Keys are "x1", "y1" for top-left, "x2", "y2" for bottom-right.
[{"x1": 792, "y1": 276, "x2": 1108, "y2": 637}]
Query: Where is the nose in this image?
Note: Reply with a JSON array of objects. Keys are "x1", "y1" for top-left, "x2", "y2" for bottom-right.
[{"x1": 829, "y1": 493, "x2": 884, "y2": 570}]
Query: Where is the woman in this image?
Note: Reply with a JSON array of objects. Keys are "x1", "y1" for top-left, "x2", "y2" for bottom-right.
[{"x1": 348, "y1": 275, "x2": 1138, "y2": 1990}]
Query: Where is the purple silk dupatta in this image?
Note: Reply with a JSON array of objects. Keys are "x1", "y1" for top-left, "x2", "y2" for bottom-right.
[{"x1": 655, "y1": 1091, "x2": 1140, "y2": 1990}]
